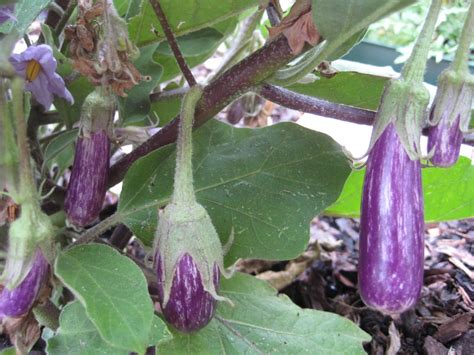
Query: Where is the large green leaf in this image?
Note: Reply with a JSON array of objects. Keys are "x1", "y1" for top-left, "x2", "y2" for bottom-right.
[
  {"x1": 159, "y1": 273, "x2": 370, "y2": 354},
  {"x1": 118, "y1": 119, "x2": 351, "y2": 263},
  {"x1": 128, "y1": 0, "x2": 258, "y2": 47},
  {"x1": 55, "y1": 244, "x2": 155, "y2": 354},
  {"x1": 326, "y1": 157, "x2": 474, "y2": 222},
  {"x1": 46, "y1": 302, "x2": 128, "y2": 355},
  {"x1": 287, "y1": 71, "x2": 388, "y2": 112},
  {"x1": 0, "y1": 0, "x2": 52, "y2": 35},
  {"x1": 47, "y1": 302, "x2": 171, "y2": 355},
  {"x1": 312, "y1": 0, "x2": 415, "y2": 43}
]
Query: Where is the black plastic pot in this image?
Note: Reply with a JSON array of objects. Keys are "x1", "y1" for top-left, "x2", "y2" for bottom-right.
[{"x1": 342, "y1": 40, "x2": 474, "y2": 85}]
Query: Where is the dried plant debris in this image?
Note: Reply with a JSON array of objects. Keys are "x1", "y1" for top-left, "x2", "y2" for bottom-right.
[
  {"x1": 268, "y1": 0, "x2": 320, "y2": 54},
  {"x1": 236, "y1": 216, "x2": 474, "y2": 354},
  {"x1": 65, "y1": 0, "x2": 141, "y2": 96}
]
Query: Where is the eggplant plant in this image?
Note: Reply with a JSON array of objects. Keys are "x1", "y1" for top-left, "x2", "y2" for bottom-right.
[{"x1": 0, "y1": 0, "x2": 472, "y2": 354}]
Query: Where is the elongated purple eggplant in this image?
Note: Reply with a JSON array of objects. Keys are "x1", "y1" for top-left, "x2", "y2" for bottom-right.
[
  {"x1": 65, "y1": 130, "x2": 110, "y2": 227},
  {"x1": 156, "y1": 253, "x2": 220, "y2": 333},
  {"x1": 359, "y1": 124, "x2": 424, "y2": 315},
  {"x1": 427, "y1": 71, "x2": 472, "y2": 167},
  {"x1": 427, "y1": 115, "x2": 463, "y2": 167},
  {"x1": 0, "y1": 249, "x2": 49, "y2": 319}
]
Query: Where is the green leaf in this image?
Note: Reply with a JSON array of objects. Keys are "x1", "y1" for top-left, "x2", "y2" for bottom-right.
[
  {"x1": 149, "y1": 91, "x2": 181, "y2": 127},
  {"x1": 156, "y1": 28, "x2": 223, "y2": 57},
  {"x1": 287, "y1": 71, "x2": 388, "y2": 111},
  {"x1": 55, "y1": 244, "x2": 155, "y2": 353},
  {"x1": 155, "y1": 18, "x2": 237, "y2": 83},
  {"x1": 159, "y1": 273, "x2": 370, "y2": 354},
  {"x1": 118, "y1": 120, "x2": 351, "y2": 263},
  {"x1": 312, "y1": 0, "x2": 415, "y2": 43},
  {"x1": 128, "y1": 0, "x2": 258, "y2": 47},
  {"x1": 42, "y1": 129, "x2": 78, "y2": 179},
  {"x1": 0, "y1": 0, "x2": 52, "y2": 35},
  {"x1": 326, "y1": 156, "x2": 474, "y2": 222},
  {"x1": 120, "y1": 44, "x2": 163, "y2": 124},
  {"x1": 47, "y1": 302, "x2": 171, "y2": 354},
  {"x1": 46, "y1": 302, "x2": 128, "y2": 355}
]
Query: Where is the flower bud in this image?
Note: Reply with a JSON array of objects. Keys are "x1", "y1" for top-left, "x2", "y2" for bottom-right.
[
  {"x1": 65, "y1": 130, "x2": 110, "y2": 227},
  {"x1": 0, "y1": 249, "x2": 49, "y2": 319},
  {"x1": 427, "y1": 69, "x2": 473, "y2": 167},
  {"x1": 153, "y1": 203, "x2": 230, "y2": 333}
]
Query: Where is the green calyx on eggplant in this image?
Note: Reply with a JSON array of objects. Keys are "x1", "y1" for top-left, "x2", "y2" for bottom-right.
[
  {"x1": 65, "y1": 89, "x2": 115, "y2": 227},
  {"x1": 1, "y1": 201, "x2": 54, "y2": 290},
  {"x1": 153, "y1": 86, "x2": 232, "y2": 333}
]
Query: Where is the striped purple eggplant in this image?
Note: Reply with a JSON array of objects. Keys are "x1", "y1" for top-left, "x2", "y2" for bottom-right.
[
  {"x1": 156, "y1": 253, "x2": 220, "y2": 333},
  {"x1": 427, "y1": 115, "x2": 463, "y2": 167},
  {"x1": 0, "y1": 249, "x2": 49, "y2": 319},
  {"x1": 427, "y1": 71, "x2": 472, "y2": 167},
  {"x1": 359, "y1": 123, "x2": 424, "y2": 315},
  {"x1": 65, "y1": 130, "x2": 110, "y2": 227}
]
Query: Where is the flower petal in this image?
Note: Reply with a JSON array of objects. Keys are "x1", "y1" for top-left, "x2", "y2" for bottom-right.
[
  {"x1": 26, "y1": 72, "x2": 54, "y2": 109},
  {"x1": 48, "y1": 73, "x2": 74, "y2": 104}
]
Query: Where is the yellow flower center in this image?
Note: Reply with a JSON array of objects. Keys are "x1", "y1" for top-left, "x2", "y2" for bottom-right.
[{"x1": 26, "y1": 60, "x2": 41, "y2": 82}]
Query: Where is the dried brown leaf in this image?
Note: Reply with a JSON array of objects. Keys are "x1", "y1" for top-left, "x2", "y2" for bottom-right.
[{"x1": 268, "y1": 0, "x2": 319, "y2": 54}]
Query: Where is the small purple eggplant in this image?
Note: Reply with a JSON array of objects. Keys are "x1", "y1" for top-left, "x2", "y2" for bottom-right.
[
  {"x1": 156, "y1": 253, "x2": 220, "y2": 333},
  {"x1": 359, "y1": 123, "x2": 424, "y2": 315},
  {"x1": 153, "y1": 202, "x2": 231, "y2": 333},
  {"x1": 0, "y1": 249, "x2": 49, "y2": 319},
  {"x1": 65, "y1": 130, "x2": 110, "y2": 227},
  {"x1": 427, "y1": 69, "x2": 473, "y2": 168}
]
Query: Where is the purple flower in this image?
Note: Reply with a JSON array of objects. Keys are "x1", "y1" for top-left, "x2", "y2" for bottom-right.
[
  {"x1": 0, "y1": 4, "x2": 15, "y2": 25},
  {"x1": 9, "y1": 44, "x2": 74, "y2": 110}
]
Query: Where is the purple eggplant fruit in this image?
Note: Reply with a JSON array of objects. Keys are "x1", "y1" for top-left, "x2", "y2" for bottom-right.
[
  {"x1": 156, "y1": 253, "x2": 220, "y2": 333},
  {"x1": 427, "y1": 114, "x2": 463, "y2": 167},
  {"x1": 0, "y1": 249, "x2": 49, "y2": 319},
  {"x1": 65, "y1": 130, "x2": 110, "y2": 227},
  {"x1": 359, "y1": 123, "x2": 424, "y2": 315},
  {"x1": 427, "y1": 70, "x2": 472, "y2": 168}
]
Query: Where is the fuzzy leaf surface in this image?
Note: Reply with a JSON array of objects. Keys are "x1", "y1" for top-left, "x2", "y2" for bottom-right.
[
  {"x1": 158, "y1": 273, "x2": 370, "y2": 354},
  {"x1": 55, "y1": 244, "x2": 155, "y2": 353},
  {"x1": 119, "y1": 120, "x2": 351, "y2": 263}
]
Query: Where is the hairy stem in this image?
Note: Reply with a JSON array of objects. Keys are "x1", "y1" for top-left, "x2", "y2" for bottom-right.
[
  {"x1": 401, "y1": 0, "x2": 442, "y2": 83},
  {"x1": 452, "y1": 0, "x2": 474, "y2": 72},
  {"x1": 172, "y1": 86, "x2": 202, "y2": 204}
]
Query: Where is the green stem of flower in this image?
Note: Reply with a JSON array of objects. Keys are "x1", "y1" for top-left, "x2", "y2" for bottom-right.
[
  {"x1": 452, "y1": 0, "x2": 474, "y2": 73},
  {"x1": 12, "y1": 79, "x2": 38, "y2": 204},
  {"x1": 0, "y1": 80, "x2": 19, "y2": 199},
  {"x1": 401, "y1": 0, "x2": 442, "y2": 83},
  {"x1": 172, "y1": 86, "x2": 203, "y2": 205}
]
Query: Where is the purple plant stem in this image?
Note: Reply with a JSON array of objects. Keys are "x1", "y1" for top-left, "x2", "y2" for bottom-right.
[{"x1": 108, "y1": 35, "x2": 295, "y2": 187}]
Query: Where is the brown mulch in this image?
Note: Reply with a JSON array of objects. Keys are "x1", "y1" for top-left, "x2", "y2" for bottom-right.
[{"x1": 237, "y1": 217, "x2": 474, "y2": 355}]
